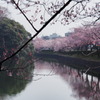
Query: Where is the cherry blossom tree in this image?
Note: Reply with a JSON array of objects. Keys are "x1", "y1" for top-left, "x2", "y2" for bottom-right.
[
  {"x1": 0, "y1": 6, "x2": 9, "y2": 18},
  {"x1": 0, "y1": 0, "x2": 72, "y2": 66},
  {"x1": 34, "y1": 22, "x2": 100, "y2": 54},
  {"x1": 0, "y1": 0, "x2": 100, "y2": 66}
]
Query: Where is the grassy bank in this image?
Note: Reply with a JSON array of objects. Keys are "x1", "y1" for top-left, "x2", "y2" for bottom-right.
[{"x1": 38, "y1": 50, "x2": 100, "y2": 62}]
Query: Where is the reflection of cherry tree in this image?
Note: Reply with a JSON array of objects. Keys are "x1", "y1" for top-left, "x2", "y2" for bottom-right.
[{"x1": 34, "y1": 60, "x2": 100, "y2": 100}]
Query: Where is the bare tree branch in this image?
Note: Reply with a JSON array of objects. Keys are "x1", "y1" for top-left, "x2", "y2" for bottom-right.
[
  {"x1": 82, "y1": 50, "x2": 97, "y2": 56},
  {"x1": 93, "y1": 17, "x2": 100, "y2": 24}
]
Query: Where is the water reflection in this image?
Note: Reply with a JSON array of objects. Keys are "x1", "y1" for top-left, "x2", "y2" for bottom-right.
[
  {"x1": 0, "y1": 54, "x2": 34, "y2": 99},
  {"x1": 0, "y1": 72, "x2": 31, "y2": 100},
  {"x1": 0, "y1": 59, "x2": 100, "y2": 100},
  {"x1": 34, "y1": 60, "x2": 100, "y2": 100}
]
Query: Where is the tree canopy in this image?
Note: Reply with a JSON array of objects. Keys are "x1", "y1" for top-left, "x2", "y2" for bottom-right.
[
  {"x1": 0, "y1": 17, "x2": 33, "y2": 61},
  {"x1": 0, "y1": 0, "x2": 100, "y2": 64},
  {"x1": 0, "y1": 17, "x2": 34, "y2": 85}
]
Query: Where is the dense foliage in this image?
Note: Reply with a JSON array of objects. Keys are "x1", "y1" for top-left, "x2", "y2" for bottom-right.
[
  {"x1": 0, "y1": 71, "x2": 31, "y2": 96},
  {"x1": 33, "y1": 23, "x2": 100, "y2": 58},
  {"x1": 0, "y1": 17, "x2": 34, "y2": 96},
  {"x1": 34, "y1": 23, "x2": 100, "y2": 52},
  {"x1": 0, "y1": 17, "x2": 34, "y2": 79},
  {"x1": 0, "y1": 17, "x2": 34, "y2": 61}
]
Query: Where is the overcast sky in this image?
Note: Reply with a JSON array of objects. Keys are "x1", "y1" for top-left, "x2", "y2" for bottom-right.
[{"x1": 0, "y1": 0, "x2": 99, "y2": 37}]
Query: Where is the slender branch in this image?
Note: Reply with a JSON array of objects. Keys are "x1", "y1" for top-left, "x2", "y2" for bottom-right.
[
  {"x1": 83, "y1": 65, "x2": 100, "y2": 74},
  {"x1": 93, "y1": 31, "x2": 100, "y2": 39},
  {"x1": 12, "y1": 0, "x2": 38, "y2": 32},
  {"x1": 0, "y1": 0, "x2": 72, "y2": 68},
  {"x1": 82, "y1": 50, "x2": 97, "y2": 56},
  {"x1": 93, "y1": 17, "x2": 100, "y2": 24},
  {"x1": 84, "y1": 67, "x2": 90, "y2": 74}
]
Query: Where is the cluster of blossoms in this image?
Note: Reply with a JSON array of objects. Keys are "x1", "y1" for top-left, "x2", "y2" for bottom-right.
[{"x1": 33, "y1": 23, "x2": 100, "y2": 52}]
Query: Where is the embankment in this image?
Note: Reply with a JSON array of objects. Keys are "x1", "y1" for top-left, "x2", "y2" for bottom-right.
[{"x1": 34, "y1": 52, "x2": 100, "y2": 77}]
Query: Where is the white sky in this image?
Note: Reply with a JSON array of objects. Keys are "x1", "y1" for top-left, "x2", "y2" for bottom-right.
[{"x1": 0, "y1": 0, "x2": 99, "y2": 37}]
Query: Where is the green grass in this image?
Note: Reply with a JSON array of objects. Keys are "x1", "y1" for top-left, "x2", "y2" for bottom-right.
[
  {"x1": 39, "y1": 50, "x2": 100, "y2": 62},
  {"x1": 57, "y1": 52, "x2": 100, "y2": 62}
]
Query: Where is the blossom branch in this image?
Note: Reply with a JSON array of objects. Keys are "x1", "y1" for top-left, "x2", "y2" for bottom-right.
[{"x1": 0, "y1": 0, "x2": 72, "y2": 69}]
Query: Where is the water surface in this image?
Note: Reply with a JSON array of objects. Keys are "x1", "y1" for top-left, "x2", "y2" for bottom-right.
[{"x1": 1, "y1": 60, "x2": 100, "y2": 100}]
